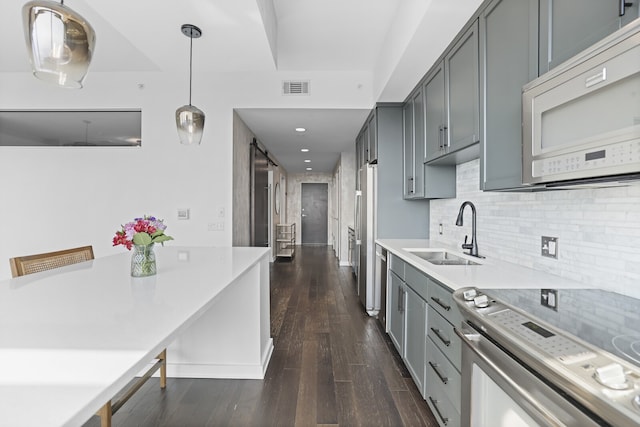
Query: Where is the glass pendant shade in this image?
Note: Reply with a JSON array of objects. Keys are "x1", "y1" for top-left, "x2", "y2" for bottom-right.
[
  {"x1": 176, "y1": 104, "x2": 205, "y2": 145},
  {"x1": 176, "y1": 24, "x2": 204, "y2": 145},
  {"x1": 22, "y1": 0, "x2": 96, "y2": 89}
]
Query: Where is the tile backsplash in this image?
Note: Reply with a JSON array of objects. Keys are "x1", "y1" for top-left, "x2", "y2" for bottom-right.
[{"x1": 430, "y1": 159, "x2": 640, "y2": 298}]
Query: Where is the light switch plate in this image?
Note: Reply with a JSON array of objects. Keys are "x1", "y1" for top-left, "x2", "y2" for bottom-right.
[
  {"x1": 177, "y1": 208, "x2": 190, "y2": 220},
  {"x1": 541, "y1": 236, "x2": 558, "y2": 259}
]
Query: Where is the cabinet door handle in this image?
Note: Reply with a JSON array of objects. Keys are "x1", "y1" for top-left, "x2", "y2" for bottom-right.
[
  {"x1": 408, "y1": 177, "x2": 414, "y2": 194},
  {"x1": 431, "y1": 327, "x2": 451, "y2": 347},
  {"x1": 438, "y1": 125, "x2": 444, "y2": 149},
  {"x1": 428, "y1": 361, "x2": 449, "y2": 384},
  {"x1": 620, "y1": 0, "x2": 633, "y2": 16},
  {"x1": 428, "y1": 396, "x2": 449, "y2": 426},
  {"x1": 430, "y1": 296, "x2": 451, "y2": 311},
  {"x1": 397, "y1": 286, "x2": 404, "y2": 312},
  {"x1": 443, "y1": 126, "x2": 449, "y2": 148}
]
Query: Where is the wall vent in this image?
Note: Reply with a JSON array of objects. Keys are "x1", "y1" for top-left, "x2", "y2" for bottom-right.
[{"x1": 282, "y1": 80, "x2": 310, "y2": 95}]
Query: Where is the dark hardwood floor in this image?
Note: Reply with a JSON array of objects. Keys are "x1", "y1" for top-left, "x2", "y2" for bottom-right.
[{"x1": 83, "y1": 246, "x2": 437, "y2": 426}]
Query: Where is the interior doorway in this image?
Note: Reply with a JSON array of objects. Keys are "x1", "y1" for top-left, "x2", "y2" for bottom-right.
[{"x1": 301, "y1": 183, "x2": 328, "y2": 244}]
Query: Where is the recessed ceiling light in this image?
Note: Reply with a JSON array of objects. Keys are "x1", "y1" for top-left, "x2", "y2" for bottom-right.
[
  {"x1": 304, "y1": 159, "x2": 311, "y2": 163},
  {"x1": 295, "y1": 127, "x2": 306, "y2": 133},
  {"x1": 300, "y1": 148, "x2": 309, "y2": 152},
  {"x1": 306, "y1": 167, "x2": 312, "y2": 171}
]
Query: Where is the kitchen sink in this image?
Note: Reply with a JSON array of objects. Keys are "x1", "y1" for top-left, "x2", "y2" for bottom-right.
[{"x1": 404, "y1": 249, "x2": 480, "y2": 266}]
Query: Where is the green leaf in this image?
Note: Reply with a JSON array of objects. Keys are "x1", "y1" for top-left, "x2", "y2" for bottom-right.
[
  {"x1": 151, "y1": 230, "x2": 164, "y2": 238},
  {"x1": 152, "y1": 235, "x2": 174, "y2": 244},
  {"x1": 133, "y1": 233, "x2": 153, "y2": 246}
]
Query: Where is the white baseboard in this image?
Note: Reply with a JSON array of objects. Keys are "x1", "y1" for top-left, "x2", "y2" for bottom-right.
[{"x1": 163, "y1": 338, "x2": 274, "y2": 380}]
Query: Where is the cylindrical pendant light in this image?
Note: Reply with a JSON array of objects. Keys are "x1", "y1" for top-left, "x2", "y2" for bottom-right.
[
  {"x1": 22, "y1": 0, "x2": 96, "y2": 89},
  {"x1": 176, "y1": 24, "x2": 205, "y2": 145}
]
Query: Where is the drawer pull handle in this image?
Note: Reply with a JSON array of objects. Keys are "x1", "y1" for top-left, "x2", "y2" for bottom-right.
[
  {"x1": 428, "y1": 361, "x2": 449, "y2": 384},
  {"x1": 428, "y1": 396, "x2": 449, "y2": 425},
  {"x1": 431, "y1": 296, "x2": 451, "y2": 311},
  {"x1": 431, "y1": 327, "x2": 451, "y2": 347}
]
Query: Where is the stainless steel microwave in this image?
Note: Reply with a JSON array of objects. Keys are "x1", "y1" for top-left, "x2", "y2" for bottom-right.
[{"x1": 522, "y1": 19, "x2": 640, "y2": 186}]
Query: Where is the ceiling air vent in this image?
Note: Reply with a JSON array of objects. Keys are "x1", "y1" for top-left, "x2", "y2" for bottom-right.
[{"x1": 282, "y1": 80, "x2": 310, "y2": 96}]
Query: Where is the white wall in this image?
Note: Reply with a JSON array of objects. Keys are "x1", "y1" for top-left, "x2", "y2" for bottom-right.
[
  {"x1": 0, "y1": 69, "x2": 372, "y2": 280},
  {"x1": 430, "y1": 159, "x2": 640, "y2": 298}
]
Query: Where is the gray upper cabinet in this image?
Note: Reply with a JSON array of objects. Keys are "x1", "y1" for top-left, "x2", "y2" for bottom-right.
[
  {"x1": 479, "y1": 0, "x2": 538, "y2": 190},
  {"x1": 355, "y1": 111, "x2": 377, "y2": 168},
  {"x1": 424, "y1": 63, "x2": 446, "y2": 162},
  {"x1": 357, "y1": 105, "x2": 430, "y2": 238},
  {"x1": 403, "y1": 82, "x2": 457, "y2": 200},
  {"x1": 367, "y1": 113, "x2": 377, "y2": 163},
  {"x1": 355, "y1": 132, "x2": 364, "y2": 170},
  {"x1": 403, "y1": 89, "x2": 425, "y2": 198},
  {"x1": 425, "y1": 21, "x2": 480, "y2": 164},
  {"x1": 539, "y1": 0, "x2": 639, "y2": 75},
  {"x1": 446, "y1": 20, "x2": 480, "y2": 154}
]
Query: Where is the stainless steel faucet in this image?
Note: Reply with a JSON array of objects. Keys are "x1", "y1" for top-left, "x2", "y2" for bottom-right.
[{"x1": 455, "y1": 201, "x2": 479, "y2": 257}]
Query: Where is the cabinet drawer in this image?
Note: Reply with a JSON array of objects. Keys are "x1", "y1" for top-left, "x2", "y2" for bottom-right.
[
  {"x1": 426, "y1": 380, "x2": 460, "y2": 427},
  {"x1": 389, "y1": 253, "x2": 405, "y2": 280},
  {"x1": 428, "y1": 308, "x2": 461, "y2": 370},
  {"x1": 426, "y1": 338, "x2": 461, "y2": 412},
  {"x1": 427, "y1": 279, "x2": 462, "y2": 329},
  {"x1": 405, "y1": 262, "x2": 428, "y2": 301}
]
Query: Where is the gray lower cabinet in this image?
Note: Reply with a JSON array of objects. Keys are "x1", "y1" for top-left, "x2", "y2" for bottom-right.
[
  {"x1": 426, "y1": 279, "x2": 462, "y2": 427},
  {"x1": 404, "y1": 285, "x2": 427, "y2": 394},
  {"x1": 479, "y1": 0, "x2": 538, "y2": 191},
  {"x1": 539, "y1": 0, "x2": 639, "y2": 75},
  {"x1": 385, "y1": 254, "x2": 462, "y2": 427},
  {"x1": 426, "y1": 339, "x2": 462, "y2": 417},
  {"x1": 388, "y1": 270, "x2": 405, "y2": 355}
]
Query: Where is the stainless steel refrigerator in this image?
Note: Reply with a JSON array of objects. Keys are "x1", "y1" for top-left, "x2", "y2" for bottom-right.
[{"x1": 355, "y1": 163, "x2": 380, "y2": 316}]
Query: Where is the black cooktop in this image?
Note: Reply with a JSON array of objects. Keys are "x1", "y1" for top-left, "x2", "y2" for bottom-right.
[{"x1": 480, "y1": 288, "x2": 640, "y2": 369}]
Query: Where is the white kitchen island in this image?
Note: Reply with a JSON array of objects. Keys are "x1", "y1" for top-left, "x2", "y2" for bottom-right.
[{"x1": 0, "y1": 246, "x2": 273, "y2": 427}]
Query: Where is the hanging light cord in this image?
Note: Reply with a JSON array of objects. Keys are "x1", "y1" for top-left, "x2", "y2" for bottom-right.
[{"x1": 188, "y1": 30, "x2": 193, "y2": 106}]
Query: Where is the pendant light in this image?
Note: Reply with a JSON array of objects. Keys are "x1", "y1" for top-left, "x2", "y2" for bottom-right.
[
  {"x1": 22, "y1": 0, "x2": 96, "y2": 89},
  {"x1": 176, "y1": 24, "x2": 205, "y2": 145}
]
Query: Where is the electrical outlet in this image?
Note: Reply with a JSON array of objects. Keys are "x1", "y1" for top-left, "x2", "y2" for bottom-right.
[
  {"x1": 208, "y1": 222, "x2": 224, "y2": 231},
  {"x1": 177, "y1": 208, "x2": 190, "y2": 220},
  {"x1": 541, "y1": 236, "x2": 558, "y2": 259},
  {"x1": 540, "y1": 289, "x2": 558, "y2": 311}
]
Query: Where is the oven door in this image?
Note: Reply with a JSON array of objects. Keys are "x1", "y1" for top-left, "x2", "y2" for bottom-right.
[{"x1": 455, "y1": 325, "x2": 602, "y2": 427}]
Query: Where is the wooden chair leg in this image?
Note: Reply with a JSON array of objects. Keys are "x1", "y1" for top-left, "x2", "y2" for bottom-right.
[
  {"x1": 97, "y1": 401, "x2": 112, "y2": 427},
  {"x1": 158, "y1": 349, "x2": 167, "y2": 389}
]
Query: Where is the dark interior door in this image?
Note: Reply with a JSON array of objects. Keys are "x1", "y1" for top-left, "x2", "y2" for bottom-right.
[
  {"x1": 301, "y1": 183, "x2": 328, "y2": 245},
  {"x1": 251, "y1": 146, "x2": 269, "y2": 247}
]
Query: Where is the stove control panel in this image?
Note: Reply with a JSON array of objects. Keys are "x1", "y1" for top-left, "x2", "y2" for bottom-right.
[{"x1": 453, "y1": 287, "x2": 640, "y2": 424}]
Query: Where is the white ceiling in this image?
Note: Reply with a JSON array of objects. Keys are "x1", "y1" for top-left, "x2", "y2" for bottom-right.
[{"x1": 2, "y1": 0, "x2": 482, "y2": 173}]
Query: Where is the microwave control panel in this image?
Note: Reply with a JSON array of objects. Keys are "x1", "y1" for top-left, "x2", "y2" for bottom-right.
[{"x1": 532, "y1": 139, "x2": 640, "y2": 178}]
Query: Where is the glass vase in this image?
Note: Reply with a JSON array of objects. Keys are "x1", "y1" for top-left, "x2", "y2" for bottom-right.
[{"x1": 131, "y1": 243, "x2": 156, "y2": 277}]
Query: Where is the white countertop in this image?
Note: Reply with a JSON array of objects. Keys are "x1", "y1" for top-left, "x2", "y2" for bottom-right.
[
  {"x1": 0, "y1": 246, "x2": 270, "y2": 427},
  {"x1": 376, "y1": 239, "x2": 591, "y2": 291}
]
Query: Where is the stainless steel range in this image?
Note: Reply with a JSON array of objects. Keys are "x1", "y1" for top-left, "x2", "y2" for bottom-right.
[{"x1": 453, "y1": 287, "x2": 640, "y2": 427}]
